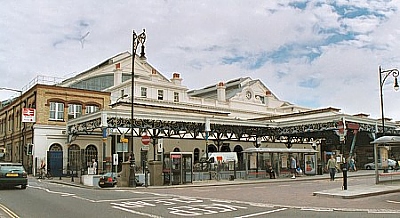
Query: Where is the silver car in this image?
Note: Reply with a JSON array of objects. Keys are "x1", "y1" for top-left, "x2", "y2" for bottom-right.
[{"x1": 364, "y1": 159, "x2": 397, "y2": 170}]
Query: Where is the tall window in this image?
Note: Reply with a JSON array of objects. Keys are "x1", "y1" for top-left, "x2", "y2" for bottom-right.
[
  {"x1": 174, "y1": 92, "x2": 179, "y2": 102},
  {"x1": 158, "y1": 90, "x2": 164, "y2": 100},
  {"x1": 141, "y1": 87, "x2": 147, "y2": 98},
  {"x1": 68, "y1": 104, "x2": 82, "y2": 119},
  {"x1": 85, "y1": 105, "x2": 99, "y2": 114},
  {"x1": 49, "y1": 102, "x2": 64, "y2": 121}
]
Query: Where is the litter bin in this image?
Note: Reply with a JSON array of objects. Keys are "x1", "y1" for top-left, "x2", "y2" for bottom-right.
[
  {"x1": 317, "y1": 164, "x2": 323, "y2": 175},
  {"x1": 229, "y1": 175, "x2": 235, "y2": 181}
]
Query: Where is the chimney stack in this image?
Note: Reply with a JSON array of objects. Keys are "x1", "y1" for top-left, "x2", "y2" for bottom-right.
[
  {"x1": 217, "y1": 82, "x2": 226, "y2": 102},
  {"x1": 114, "y1": 63, "x2": 122, "y2": 86},
  {"x1": 171, "y1": 72, "x2": 182, "y2": 85}
]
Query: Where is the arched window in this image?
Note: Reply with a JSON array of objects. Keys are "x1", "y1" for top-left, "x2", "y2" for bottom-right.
[
  {"x1": 234, "y1": 145, "x2": 244, "y2": 170},
  {"x1": 49, "y1": 144, "x2": 63, "y2": 151},
  {"x1": 68, "y1": 144, "x2": 80, "y2": 171},
  {"x1": 84, "y1": 145, "x2": 98, "y2": 168},
  {"x1": 193, "y1": 148, "x2": 200, "y2": 163},
  {"x1": 208, "y1": 144, "x2": 217, "y2": 152}
]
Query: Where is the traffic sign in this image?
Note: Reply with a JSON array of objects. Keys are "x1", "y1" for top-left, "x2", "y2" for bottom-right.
[{"x1": 141, "y1": 135, "x2": 151, "y2": 145}]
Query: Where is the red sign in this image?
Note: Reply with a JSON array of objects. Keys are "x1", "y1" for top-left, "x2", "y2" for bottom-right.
[
  {"x1": 22, "y1": 108, "x2": 36, "y2": 123},
  {"x1": 141, "y1": 135, "x2": 151, "y2": 145}
]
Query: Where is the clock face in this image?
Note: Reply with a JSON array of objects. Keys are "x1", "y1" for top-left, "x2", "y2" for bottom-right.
[{"x1": 246, "y1": 91, "x2": 252, "y2": 99}]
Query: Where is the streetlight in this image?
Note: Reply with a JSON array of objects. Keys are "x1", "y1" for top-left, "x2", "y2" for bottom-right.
[
  {"x1": 130, "y1": 29, "x2": 146, "y2": 187},
  {"x1": 379, "y1": 66, "x2": 399, "y2": 135}
]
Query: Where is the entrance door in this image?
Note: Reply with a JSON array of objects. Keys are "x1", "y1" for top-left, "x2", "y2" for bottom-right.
[
  {"x1": 170, "y1": 154, "x2": 181, "y2": 185},
  {"x1": 182, "y1": 154, "x2": 193, "y2": 184},
  {"x1": 47, "y1": 151, "x2": 63, "y2": 177}
]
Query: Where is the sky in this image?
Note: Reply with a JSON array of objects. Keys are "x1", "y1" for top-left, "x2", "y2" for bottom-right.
[{"x1": 1, "y1": 0, "x2": 400, "y2": 121}]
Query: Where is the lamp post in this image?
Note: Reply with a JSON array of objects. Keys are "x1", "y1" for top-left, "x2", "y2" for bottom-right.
[
  {"x1": 379, "y1": 66, "x2": 399, "y2": 135},
  {"x1": 129, "y1": 29, "x2": 146, "y2": 187}
]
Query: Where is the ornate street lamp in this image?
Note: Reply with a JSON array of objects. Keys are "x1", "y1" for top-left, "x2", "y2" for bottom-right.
[
  {"x1": 379, "y1": 66, "x2": 399, "y2": 135},
  {"x1": 129, "y1": 29, "x2": 146, "y2": 187}
]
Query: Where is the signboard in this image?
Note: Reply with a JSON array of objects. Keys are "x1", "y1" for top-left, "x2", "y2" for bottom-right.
[
  {"x1": 113, "y1": 154, "x2": 118, "y2": 165},
  {"x1": 22, "y1": 108, "x2": 36, "y2": 123},
  {"x1": 157, "y1": 139, "x2": 163, "y2": 153},
  {"x1": 141, "y1": 135, "x2": 150, "y2": 145},
  {"x1": 116, "y1": 143, "x2": 128, "y2": 152}
]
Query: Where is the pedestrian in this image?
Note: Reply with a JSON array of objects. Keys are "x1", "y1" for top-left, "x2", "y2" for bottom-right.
[
  {"x1": 349, "y1": 156, "x2": 356, "y2": 172},
  {"x1": 266, "y1": 163, "x2": 275, "y2": 179},
  {"x1": 40, "y1": 160, "x2": 46, "y2": 179},
  {"x1": 326, "y1": 155, "x2": 337, "y2": 181},
  {"x1": 93, "y1": 159, "x2": 98, "y2": 175},
  {"x1": 290, "y1": 156, "x2": 297, "y2": 179}
]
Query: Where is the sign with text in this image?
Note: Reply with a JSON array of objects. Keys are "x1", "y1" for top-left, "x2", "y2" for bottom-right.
[{"x1": 22, "y1": 108, "x2": 36, "y2": 123}]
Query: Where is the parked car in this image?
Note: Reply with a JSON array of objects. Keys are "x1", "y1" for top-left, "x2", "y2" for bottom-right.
[
  {"x1": 364, "y1": 159, "x2": 397, "y2": 170},
  {"x1": 98, "y1": 172, "x2": 118, "y2": 188},
  {"x1": 0, "y1": 162, "x2": 28, "y2": 189}
]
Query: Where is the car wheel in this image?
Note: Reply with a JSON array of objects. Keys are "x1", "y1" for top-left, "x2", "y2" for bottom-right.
[
  {"x1": 366, "y1": 166, "x2": 372, "y2": 170},
  {"x1": 21, "y1": 185, "x2": 27, "y2": 189}
]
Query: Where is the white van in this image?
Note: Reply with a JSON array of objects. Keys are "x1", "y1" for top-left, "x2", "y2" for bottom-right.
[{"x1": 201, "y1": 152, "x2": 238, "y2": 164}]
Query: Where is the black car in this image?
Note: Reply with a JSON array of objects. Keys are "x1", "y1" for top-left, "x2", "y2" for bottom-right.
[
  {"x1": 0, "y1": 162, "x2": 28, "y2": 189},
  {"x1": 98, "y1": 172, "x2": 118, "y2": 188}
]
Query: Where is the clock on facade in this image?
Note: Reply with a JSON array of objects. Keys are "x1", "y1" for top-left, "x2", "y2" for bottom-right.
[{"x1": 245, "y1": 91, "x2": 252, "y2": 99}]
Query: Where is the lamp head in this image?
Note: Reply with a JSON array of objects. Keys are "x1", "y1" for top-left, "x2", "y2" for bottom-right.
[{"x1": 394, "y1": 77, "x2": 399, "y2": 91}]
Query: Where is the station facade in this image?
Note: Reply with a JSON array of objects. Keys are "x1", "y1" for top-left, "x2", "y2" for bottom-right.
[{"x1": 1, "y1": 50, "x2": 400, "y2": 177}]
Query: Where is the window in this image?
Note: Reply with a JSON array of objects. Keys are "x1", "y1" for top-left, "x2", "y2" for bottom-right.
[
  {"x1": 50, "y1": 102, "x2": 64, "y2": 121},
  {"x1": 141, "y1": 87, "x2": 147, "y2": 98},
  {"x1": 158, "y1": 90, "x2": 164, "y2": 100},
  {"x1": 85, "y1": 105, "x2": 99, "y2": 114},
  {"x1": 256, "y1": 95, "x2": 265, "y2": 104},
  {"x1": 68, "y1": 104, "x2": 82, "y2": 119},
  {"x1": 174, "y1": 92, "x2": 179, "y2": 102}
]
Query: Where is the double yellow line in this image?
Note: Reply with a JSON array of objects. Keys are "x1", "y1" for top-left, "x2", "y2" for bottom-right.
[{"x1": 0, "y1": 203, "x2": 19, "y2": 218}]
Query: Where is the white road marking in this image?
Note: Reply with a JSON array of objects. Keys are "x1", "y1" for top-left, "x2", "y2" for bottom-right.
[
  {"x1": 387, "y1": 200, "x2": 400, "y2": 204},
  {"x1": 234, "y1": 208, "x2": 288, "y2": 218},
  {"x1": 112, "y1": 205, "x2": 163, "y2": 218}
]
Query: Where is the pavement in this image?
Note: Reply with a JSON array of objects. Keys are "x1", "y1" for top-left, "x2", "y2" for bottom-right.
[{"x1": 37, "y1": 170, "x2": 400, "y2": 199}]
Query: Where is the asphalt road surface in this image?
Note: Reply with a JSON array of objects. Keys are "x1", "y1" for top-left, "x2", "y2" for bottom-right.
[{"x1": 0, "y1": 176, "x2": 399, "y2": 218}]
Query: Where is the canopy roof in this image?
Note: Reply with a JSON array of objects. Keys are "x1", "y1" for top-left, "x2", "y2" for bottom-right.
[
  {"x1": 243, "y1": 147, "x2": 318, "y2": 153},
  {"x1": 370, "y1": 136, "x2": 400, "y2": 146}
]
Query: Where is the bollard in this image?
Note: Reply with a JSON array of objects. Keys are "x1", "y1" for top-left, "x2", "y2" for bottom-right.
[
  {"x1": 342, "y1": 168, "x2": 347, "y2": 190},
  {"x1": 341, "y1": 160, "x2": 348, "y2": 190}
]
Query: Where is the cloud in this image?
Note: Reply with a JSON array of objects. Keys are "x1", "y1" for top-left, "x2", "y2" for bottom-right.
[{"x1": 1, "y1": 0, "x2": 400, "y2": 121}]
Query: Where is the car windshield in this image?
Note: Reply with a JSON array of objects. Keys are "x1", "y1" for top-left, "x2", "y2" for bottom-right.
[{"x1": 0, "y1": 165, "x2": 25, "y2": 172}]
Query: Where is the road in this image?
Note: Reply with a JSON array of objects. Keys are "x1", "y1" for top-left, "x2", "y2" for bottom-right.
[{"x1": 0, "y1": 175, "x2": 399, "y2": 217}]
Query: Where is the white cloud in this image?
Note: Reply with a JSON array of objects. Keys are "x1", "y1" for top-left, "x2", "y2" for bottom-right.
[{"x1": 1, "y1": 0, "x2": 400, "y2": 121}]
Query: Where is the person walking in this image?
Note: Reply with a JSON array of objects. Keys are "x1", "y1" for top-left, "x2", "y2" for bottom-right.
[
  {"x1": 326, "y1": 155, "x2": 337, "y2": 181},
  {"x1": 290, "y1": 156, "x2": 297, "y2": 179},
  {"x1": 349, "y1": 156, "x2": 356, "y2": 172}
]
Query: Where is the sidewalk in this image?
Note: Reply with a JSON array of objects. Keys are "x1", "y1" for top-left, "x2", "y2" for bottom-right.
[{"x1": 42, "y1": 170, "x2": 400, "y2": 199}]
